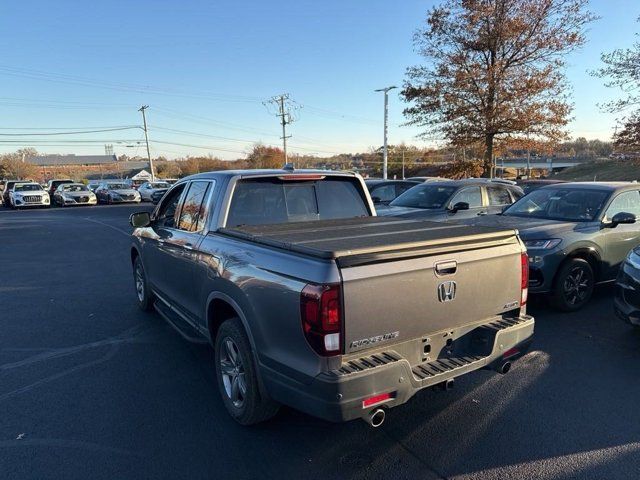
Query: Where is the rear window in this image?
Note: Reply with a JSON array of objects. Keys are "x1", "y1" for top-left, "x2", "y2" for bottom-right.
[{"x1": 226, "y1": 177, "x2": 369, "y2": 227}]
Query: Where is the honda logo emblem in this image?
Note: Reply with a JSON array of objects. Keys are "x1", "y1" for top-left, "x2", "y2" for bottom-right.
[{"x1": 438, "y1": 281, "x2": 457, "y2": 302}]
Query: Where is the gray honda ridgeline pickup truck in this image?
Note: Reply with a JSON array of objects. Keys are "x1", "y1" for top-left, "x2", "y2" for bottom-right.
[{"x1": 129, "y1": 169, "x2": 534, "y2": 427}]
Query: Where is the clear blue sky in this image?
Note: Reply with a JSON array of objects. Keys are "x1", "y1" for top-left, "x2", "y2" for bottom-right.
[{"x1": 0, "y1": 0, "x2": 637, "y2": 159}]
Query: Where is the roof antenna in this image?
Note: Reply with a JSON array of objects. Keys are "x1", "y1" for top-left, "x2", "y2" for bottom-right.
[{"x1": 283, "y1": 162, "x2": 295, "y2": 171}]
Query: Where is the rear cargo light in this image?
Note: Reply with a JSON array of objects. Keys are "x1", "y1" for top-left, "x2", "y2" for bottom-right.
[
  {"x1": 300, "y1": 283, "x2": 342, "y2": 356},
  {"x1": 521, "y1": 252, "x2": 529, "y2": 306},
  {"x1": 362, "y1": 392, "x2": 395, "y2": 408}
]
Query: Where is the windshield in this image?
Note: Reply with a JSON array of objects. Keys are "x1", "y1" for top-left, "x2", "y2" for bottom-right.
[
  {"x1": 504, "y1": 187, "x2": 610, "y2": 221},
  {"x1": 15, "y1": 184, "x2": 41, "y2": 192},
  {"x1": 390, "y1": 184, "x2": 456, "y2": 209},
  {"x1": 62, "y1": 184, "x2": 88, "y2": 192},
  {"x1": 107, "y1": 183, "x2": 127, "y2": 190}
]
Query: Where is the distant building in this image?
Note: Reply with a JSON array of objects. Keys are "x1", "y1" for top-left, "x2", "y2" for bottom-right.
[{"x1": 28, "y1": 154, "x2": 118, "y2": 166}]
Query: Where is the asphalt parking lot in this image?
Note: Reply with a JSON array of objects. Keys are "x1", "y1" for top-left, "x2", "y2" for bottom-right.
[{"x1": 2, "y1": 205, "x2": 640, "y2": 480}]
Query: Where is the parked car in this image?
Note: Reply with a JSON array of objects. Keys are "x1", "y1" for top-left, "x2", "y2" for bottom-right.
[
  {"x1": 128, "y1": 169, "x2": 533, "y2": 426},
  {"x1": 150, "y1": 188, "x2": 168, "y2": 205},
  {"x1": 95, "y1": 182, "x2": 141, "y2": 204},
  {"x1": 377, "y1": 179, "x2": 523, "y2": 221},
  {"x1": 405, "y1": 176, "x2": 447, "y2": 182},
  {"x1": 517, "y1": 179, "x2": 567, "y2": 195},
  {"x1": 46, "y1": 179, "x2": 74, "y2": 197},
  {"x1": 87, "y1": 182, "x2": 102, "y2": 192},
  {"x1": 462, "y1": 182, "x2": 640, "y2": 311},
  {"x1": 124, "y1": 178, "x2": 147, "y2": 190},
  {"x1": 9, "y1": 182, "x2": 50, "y2": 209},
  {"x1": 138, "y1": 181, "x2": 171, "y2": 202},
  {"x1": 365, "y1": 179, "x2": 419, "y2": 205},
  {"x1": 3, "y1": 179, "x2": 34, "y2": 206},
  {"x1": 614, "y1": 246, "x2": 640, "y2": 327},
  {"x1": 53, "y1": 183, "x2": 97, "y2": 207}
]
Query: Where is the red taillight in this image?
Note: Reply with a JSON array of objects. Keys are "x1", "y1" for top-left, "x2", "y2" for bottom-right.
[
  {"x1": 521, "y1": 252, "x2": 529, "y2": 306},
  {"x1": 503, "y1": 347, "x2": 520, "y2": 359},
  {"x1": 300, "y1": 284, "x2": 342, "y2": 356},
  {"x1": 362, "y1": 392, "x2": 395, "y2": 408}
]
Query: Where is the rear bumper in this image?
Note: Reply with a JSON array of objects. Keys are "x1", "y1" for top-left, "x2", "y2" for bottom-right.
[{"x1": 262, "y1": 315, "x2": 534, "y2": 422}]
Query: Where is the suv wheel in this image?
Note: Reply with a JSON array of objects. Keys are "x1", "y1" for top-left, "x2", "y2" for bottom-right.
[
  {"x1": 133, "y1": 256, "x2": 153, "y2": 311},
  {"x1": 215, "y1": 318, "x2": 279, "y2": 425},
  {"x1": 551, "y1": 258, "x2": 594, "y2": 311}
]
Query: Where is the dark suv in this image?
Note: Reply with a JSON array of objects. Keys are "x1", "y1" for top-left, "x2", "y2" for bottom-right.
[
  {"x1": 377, "y1": 178, "x2": 523, "y2": 220},
  {"x1": 463, "y1": 182, "x2": 640, "y2": 311}
]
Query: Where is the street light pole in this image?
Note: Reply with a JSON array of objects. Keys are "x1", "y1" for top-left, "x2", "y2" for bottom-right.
[{"x1": 375, "y1": 86, "x2": 397, "y2": 179}]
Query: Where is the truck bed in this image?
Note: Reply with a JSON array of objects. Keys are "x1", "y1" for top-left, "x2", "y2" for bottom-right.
[{"x1": 219, "y1": 216, "x2": 518, "y2": 267}]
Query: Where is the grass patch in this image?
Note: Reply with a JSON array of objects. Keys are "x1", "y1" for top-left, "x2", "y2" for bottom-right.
[{"x1": 554, "y1": 159, "x2": 640, "y2": 182}]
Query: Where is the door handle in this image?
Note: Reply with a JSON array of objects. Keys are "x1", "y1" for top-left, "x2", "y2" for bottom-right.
[{"x1": 183, "y1": 243, "x2": 194, "y2": 251}]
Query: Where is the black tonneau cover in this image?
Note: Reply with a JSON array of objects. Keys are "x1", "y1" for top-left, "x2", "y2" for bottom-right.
[{"x1": 218, "y1": 217, "x2": 519, "y2": 267}]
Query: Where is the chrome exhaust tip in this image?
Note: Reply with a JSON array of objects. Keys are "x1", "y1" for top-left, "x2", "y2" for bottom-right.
[
  {"x1": 498, "y1": 361, "x2": 512, "y2": 375},
  {"x1": 363, "y1": 408, "x2": 386, "y2": 428}
]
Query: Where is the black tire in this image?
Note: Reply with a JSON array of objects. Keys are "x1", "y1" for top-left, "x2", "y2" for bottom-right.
[
  {"x1": 133, "y1": 256, "x2": 154, "y2": 311},
  {"x1": 551, "y1": 258, "x2": 595, "y2": 312},
  {"x1": 215, "y1": 318, "x2": 279, "y2": 425}
]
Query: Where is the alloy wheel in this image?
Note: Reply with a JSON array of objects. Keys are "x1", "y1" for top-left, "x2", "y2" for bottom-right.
[
  {"x1": 563, "y1": 266, "x2": 590, "y2": 305},
  {"x1": 219, "y1": 337, "x2": 247, "y2": 408},
  {"x1": 135, "y1": 264, "x2": 145, "y2": 302}
]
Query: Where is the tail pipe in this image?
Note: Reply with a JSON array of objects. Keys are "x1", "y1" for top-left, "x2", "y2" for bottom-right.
[
  {"x1": 363, "y1": 408, "x2": 386, "y2": 428},
  {"x1": 498, "y1": 361, "x2": 512, "y2": 375}
]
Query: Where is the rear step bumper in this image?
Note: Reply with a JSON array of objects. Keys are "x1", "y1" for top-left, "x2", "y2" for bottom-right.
[{"x1": 263, "y1": 315, "x2": 534, "y2": 423}]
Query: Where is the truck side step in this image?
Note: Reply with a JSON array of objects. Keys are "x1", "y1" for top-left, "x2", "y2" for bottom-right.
[{"x1": 154, "y1": 300, "x2": 209, "y2": 344}]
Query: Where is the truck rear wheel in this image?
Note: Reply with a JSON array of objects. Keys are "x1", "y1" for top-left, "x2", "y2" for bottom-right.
[
  {"x1": 215, "y1": 318, "x2": 279, "y2": 425},
  {"x1": 551, "y1": 258, "x2": 594, "y2": 311}
]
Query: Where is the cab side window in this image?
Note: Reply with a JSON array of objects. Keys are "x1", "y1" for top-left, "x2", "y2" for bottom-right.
[
  {"x1": 155, "y1": 183, "x2": 186, "y2": 228},
  {"x1": 450, "y1": 187, "x2": 482, "y2": 208},
  {"x1": 177, "y1": 181, "x2": 213, "y2": 232},
  {"x1": 604, "y1": 190, "x2": 640, "y2": 222}
]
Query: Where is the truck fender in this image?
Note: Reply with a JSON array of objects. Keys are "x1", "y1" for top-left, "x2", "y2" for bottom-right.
[{"x1": 205, "y1": 290, "x2": 270, "y2": 393}]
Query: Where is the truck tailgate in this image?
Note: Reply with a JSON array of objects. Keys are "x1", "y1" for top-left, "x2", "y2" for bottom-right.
[
  {"x1": 220, "y1": 216, "x2": 524, "y2": 355},
  {"x1": 340, "y1": 234, "x2": 523, "y2": 354}
]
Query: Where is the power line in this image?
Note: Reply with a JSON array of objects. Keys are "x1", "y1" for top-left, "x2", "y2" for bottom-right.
[
  {"x1": 263, "y1": 94, "x2": 302, "y2": 164},
  {"x1": 0, "y1": 127, "x2": 141, "y2": 136}
]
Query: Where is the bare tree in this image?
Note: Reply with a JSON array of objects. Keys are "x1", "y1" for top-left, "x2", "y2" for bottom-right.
[{"x1": 593, "y1": 17, "x2": 640, "y2": 149}]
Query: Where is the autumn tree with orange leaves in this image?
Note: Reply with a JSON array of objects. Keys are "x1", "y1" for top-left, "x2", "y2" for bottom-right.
[{"x1": 402, "y1": 0, "x2": 596, "y2": 175}]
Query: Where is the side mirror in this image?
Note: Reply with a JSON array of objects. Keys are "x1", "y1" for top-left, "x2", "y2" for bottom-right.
[
  {"x1": 130, "y1": 211, "x2": 151, "y2": 228},
  {"x1": 371, "y1": 196, "x2": 382, "y2": 204},
  {"x1": 606, "y1": 211, "x2": 637, "y2": 228},
  {"x1": 450, "y1": 201, "x2": 470, "y2": 213}
]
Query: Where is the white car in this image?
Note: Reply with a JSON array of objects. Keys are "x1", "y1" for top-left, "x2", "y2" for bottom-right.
[
  {"x1": 53, "y1": 183, "x2": 98, "y2": 207},
  {"x1": 138, "y1": 181, "x2": 171, "y2": 202},
  {"x1": 9, "y1": 182, "x2": 50, "y2": 209}
]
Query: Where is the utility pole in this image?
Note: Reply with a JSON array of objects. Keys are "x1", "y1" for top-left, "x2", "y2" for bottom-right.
[
  {"x1": 374, "y1": 86, "x2": 397, "y2": 179},
  {"x1": 264, "y1": 94, "x2": 298, "y2": 166},
  {"x1": 138, "y1": 105, "x2": 155, "y2": 181},
  {"x1": 402, "y1": 149, "x2": 405, "y2": 180}
]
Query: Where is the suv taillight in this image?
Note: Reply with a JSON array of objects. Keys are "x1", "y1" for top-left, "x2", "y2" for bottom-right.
[
  {"x1": 300, "y1": 284, "x2": 342, "y2": 356},
  {"x1": 521, "y1": 252, "x2": 529, "y2": 307}
]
